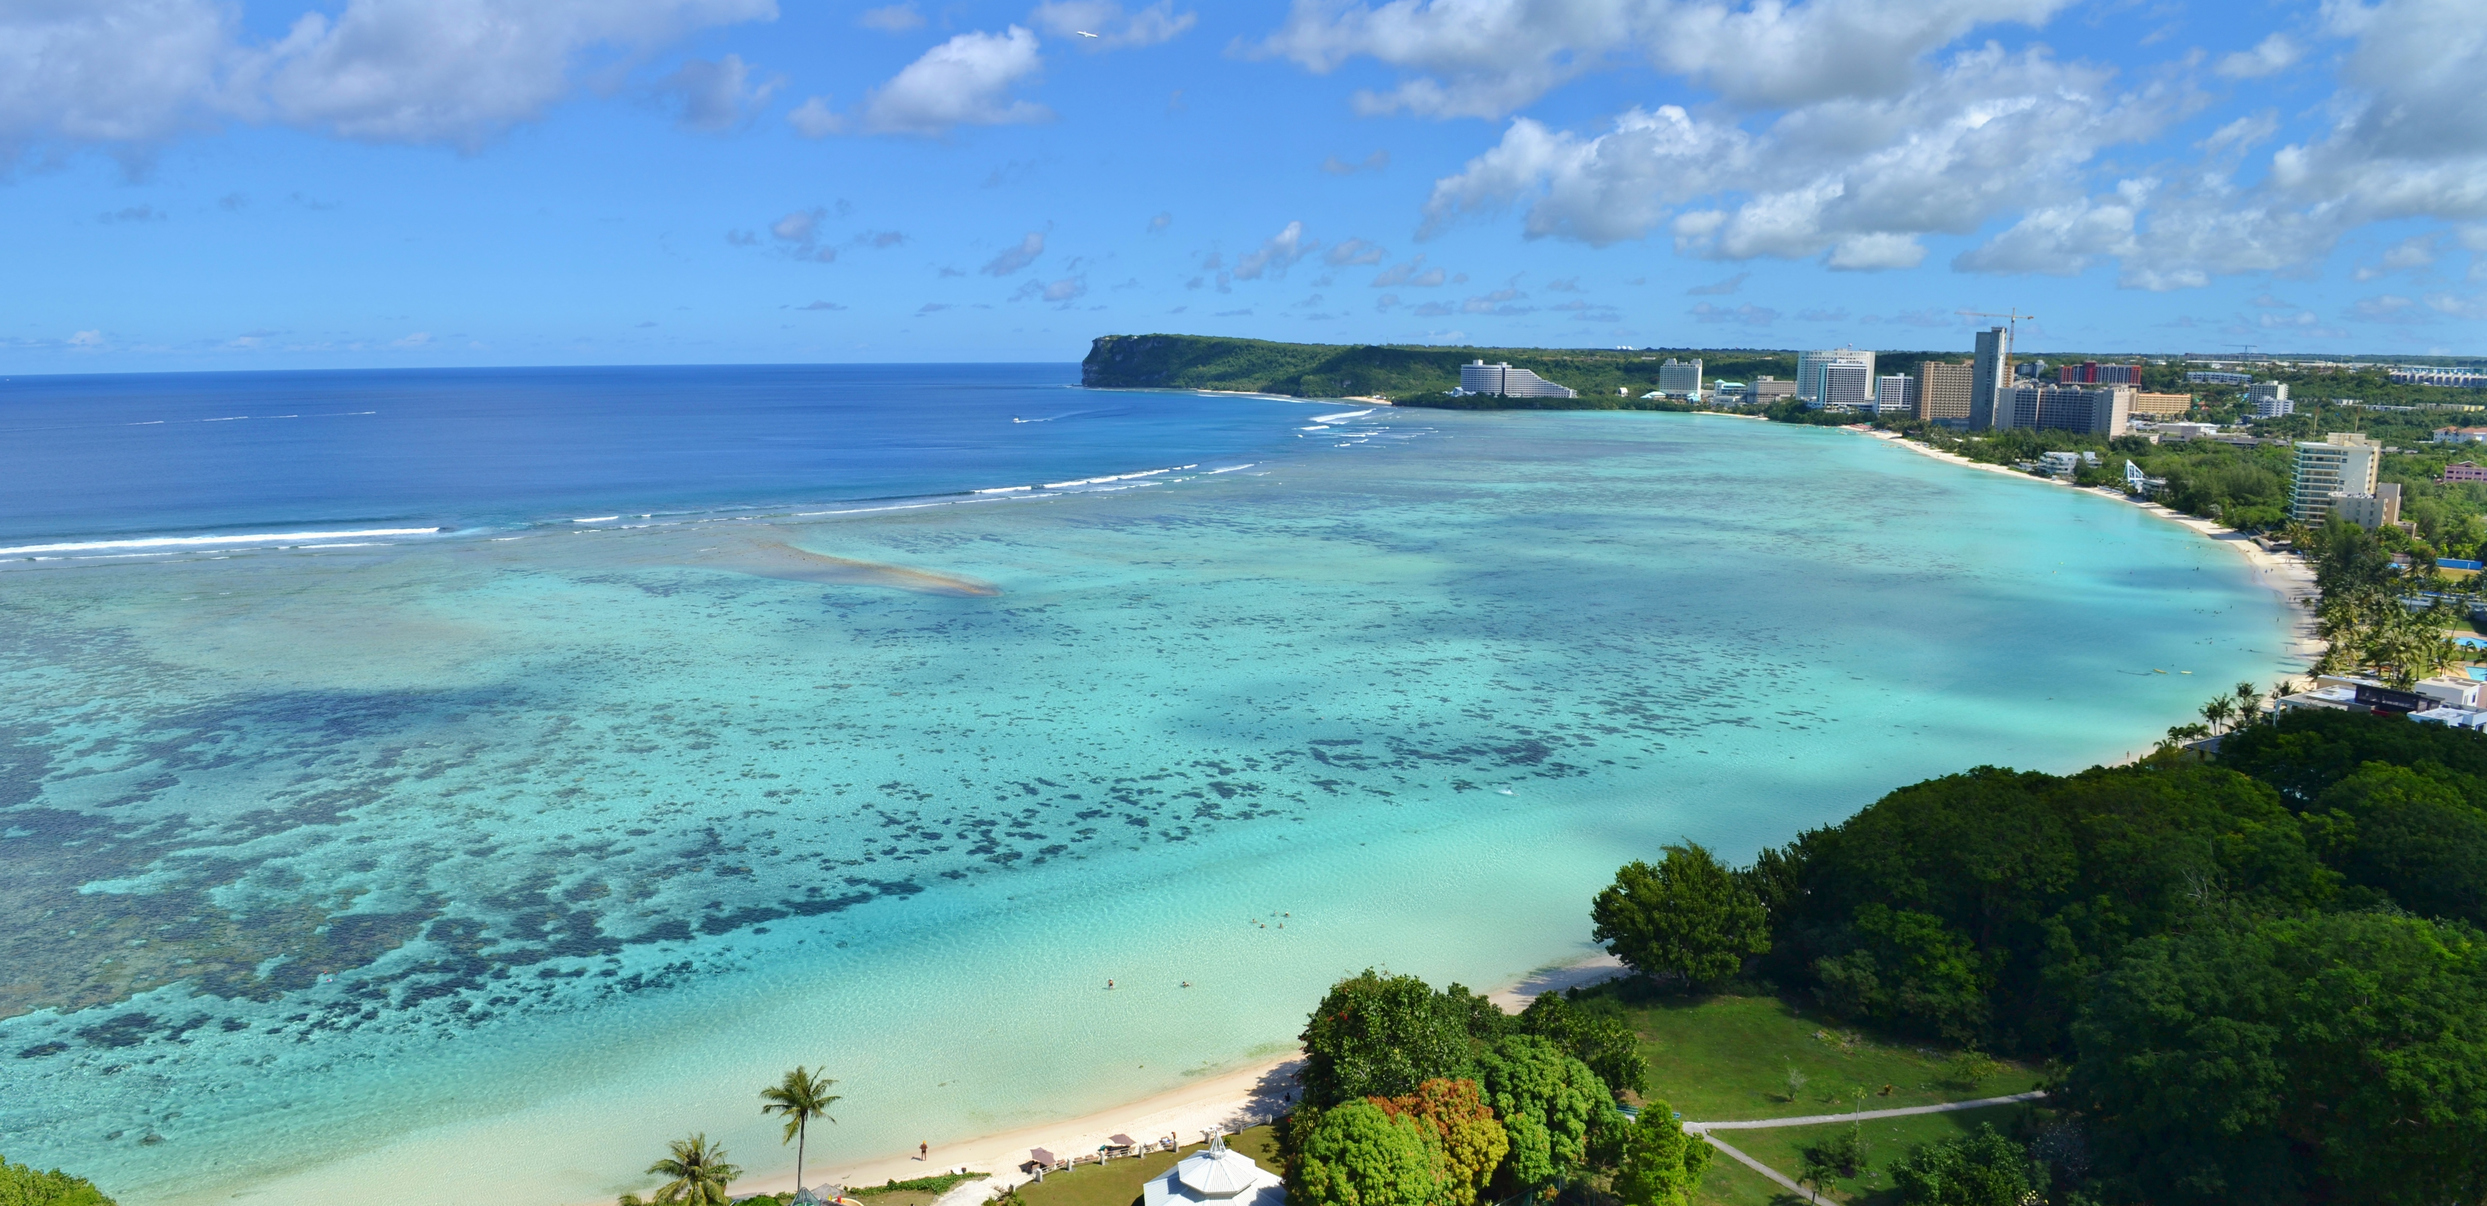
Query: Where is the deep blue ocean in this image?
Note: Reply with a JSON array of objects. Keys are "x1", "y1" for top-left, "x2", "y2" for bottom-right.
[
  {"x1": 0, "y1": 364, "x2": 2288, "y2": 1205},
  {"x1": 0, "y1": 363, "x2": 1306, "y2": 549}
]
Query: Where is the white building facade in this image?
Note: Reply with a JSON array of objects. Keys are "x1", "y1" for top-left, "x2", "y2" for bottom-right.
[
  {"x1": 1457, "y1": 360, "x2": 1577, "y2": 398},
  {"x1": 1797, "y1": 347, "x2": 1876, "y2": 406},
  {"x1": 1873, "y1": 373, "x2": 1915, "y2": 414},
  {"x1": 2290, "y1": 432, "x2": 2382, "y2": 524}
]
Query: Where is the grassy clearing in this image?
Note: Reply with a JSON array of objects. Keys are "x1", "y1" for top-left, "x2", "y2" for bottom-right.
[
  {"x1": 1010, "y1": 1126, "x2": 1280, "y2": 1206},
  {"x1": 1714, "y1": 1104, "x2": 2043, "y2": 1204},
  {"x1": 1691, "y1": 1150, "x2": 1790, "y2": 1206},
  {"x1": 1609, "y1": 993, "x2": 2044, "y2": 1123}
]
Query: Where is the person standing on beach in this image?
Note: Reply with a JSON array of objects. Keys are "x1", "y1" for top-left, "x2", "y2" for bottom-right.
[{"x1": 920, "y1": 1142, "x2": 928, "y2": 1161}]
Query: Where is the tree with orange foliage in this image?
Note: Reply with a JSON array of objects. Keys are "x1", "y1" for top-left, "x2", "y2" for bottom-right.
[{"x1": 1371, "y1": 1078, "x2": 1510, "y2": 1206}]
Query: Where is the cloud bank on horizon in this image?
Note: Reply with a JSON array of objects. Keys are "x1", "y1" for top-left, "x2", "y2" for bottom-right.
[{"x1": 3, "y1": 0, "x2": 2482, "y2": 367}]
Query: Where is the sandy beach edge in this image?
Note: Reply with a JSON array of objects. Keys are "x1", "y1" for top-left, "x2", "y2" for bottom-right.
[
  {"x1": 1855, "y1": 428, "x2": 2324, "y2": 668},
  {"x1": 693, "y1": 954, "x2": 1628, "y2": 1205}
]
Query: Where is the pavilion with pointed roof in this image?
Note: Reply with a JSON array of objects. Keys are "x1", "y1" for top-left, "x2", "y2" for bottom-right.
[{"x1": 1141, "y1": 1134, "x2": 1284, "y2": 1206}]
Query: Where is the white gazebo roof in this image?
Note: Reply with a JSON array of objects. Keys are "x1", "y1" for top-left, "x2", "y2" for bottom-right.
[{"x1": 1144, "y1": 1136, "x2": 1284, "y2": 1206}]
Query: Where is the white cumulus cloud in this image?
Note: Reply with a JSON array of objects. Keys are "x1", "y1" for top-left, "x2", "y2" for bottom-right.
[
  {"x1": 1254, "y1": 0, "x2": 2075, "y2": 119},
  {"x1": 1233, "y1": 220, "x2": 1319, "y2": 279},
  {"x1": 248, "y1": 0, "x2": 778, "y2": 147},
  {"x1": 1030, "y1": 1, "x2": 1196, "y2": 50},
  {"x1": 983, "y1": 230, "x2": 1047, "y2": 275},
  {"x1": 0, "y1": 0, "x2": 778, "y2": 156},
  {"x1": 855, "y1": 26, "x2": 1050, "y2": 136},
  {"x1": 1421, "y1": 45, "x2": 2169, "y2": 270},
  {"x1": 2215, "y1": 32, "x2": 2301, "y2": 79}
]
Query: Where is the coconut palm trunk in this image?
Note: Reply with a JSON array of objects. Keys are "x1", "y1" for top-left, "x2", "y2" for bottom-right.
[{"x1": 763, "y1": 1066, "x2": 842, "y2": 1199}]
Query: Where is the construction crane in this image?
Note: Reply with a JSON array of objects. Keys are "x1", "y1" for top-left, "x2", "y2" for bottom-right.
[{"x1": 1957, "y1": 308, "x2": 2036, "y2": 345}]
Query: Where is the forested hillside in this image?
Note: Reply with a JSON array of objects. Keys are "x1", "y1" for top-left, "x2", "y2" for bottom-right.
[{"x1": 1079, "y1": 334, "x2": 1806, "y2": 405}]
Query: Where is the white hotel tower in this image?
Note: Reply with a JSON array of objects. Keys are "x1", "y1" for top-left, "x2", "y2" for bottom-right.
[{"x1": 1456, "y1": 360, "x2": 1578, "y2": 398}]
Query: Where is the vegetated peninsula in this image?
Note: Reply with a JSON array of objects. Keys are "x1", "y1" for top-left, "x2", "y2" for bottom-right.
[{"x1": 1080, "y1": 333, "x2": 1798, "y2": 407}]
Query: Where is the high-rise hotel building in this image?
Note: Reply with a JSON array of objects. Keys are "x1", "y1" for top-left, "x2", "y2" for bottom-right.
[
  {"x1": 2291, "y1": 433, "x2": 2382, "y2": 524},
  {"x1": 1914, "y1": 361, "x2": 1975, "y2": 422},
  {"x1": 1968, "y1": 327, "x2": 2011, "y2": 428},
  {"x1": 1456, "y1": 360, "x2": 1577, "y2": 398},
  {"x1": 1797, "y1": 347, "x2": 1876, "y2": 406}
]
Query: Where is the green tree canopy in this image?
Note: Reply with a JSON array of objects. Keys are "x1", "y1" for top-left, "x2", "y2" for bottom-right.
[
  {"x1": 1472, "y1": 1034, "x2": 1608, "y2": 1191},
  {"x1": 1514, "y1": 991, "x2": 1648, "y2": 1097},
  {"x1": 1607, "y1": 1104, "x2": 1709, "y2": 1206},
  {"x1": 1752, "y1": 761, "x2": 2334, "y2": 1051},
  {"x1": 2069, "y1": 911, "x2": 2487, "y2": 1206},
  {"x1": 1300, "y1": 971, "x2": 1479, "y2": 1107},
  {"x1": 1809, "y1": 903, "x2": 1991, "y2": 1044},
  {"x1": 1590, "y1": 842, "x2": 1769, "y2": 991},
  {"x1": 2311, "y1": 762, "x2": 2487, "y2": 925},
  {"x1": 2217, "y1": 706, "x2": 2487, "y2": 806},
  {"x1": 1288, "y1": 1101, "x2": 1447, "y2": 1206},
  {"x1": 0, "y1": 1157, "x2": 115, "y2": 1206},
  {"x1": 1370, "y1": 1079, "x2": 1508, "y2": 1206},
  {"x1": 1888, "y1": 1125, "x2": 2033, "y2": 1206}
]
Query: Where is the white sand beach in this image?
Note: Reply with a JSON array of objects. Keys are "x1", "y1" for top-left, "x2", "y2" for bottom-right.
[{"x1": 713, "y1": 954, "x2": 1629, "y2": 1205}]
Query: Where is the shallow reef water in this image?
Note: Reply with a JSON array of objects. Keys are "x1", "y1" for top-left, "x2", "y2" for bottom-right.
[{"x1": 0, "y1": 386, "x2": 2285, "y2": 1205}]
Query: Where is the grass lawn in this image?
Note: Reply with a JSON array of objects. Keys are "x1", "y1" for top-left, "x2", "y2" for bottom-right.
[
  {"x1": 1611, "y1": 993, "x2": 2044, "y2": 1123},
  {"x1": 1693, "y1": 1148, "x2": 1796, "y2": 1206},
  {"x1": 1011, "y1": 1127, "x2": 1279, "y2": 1206},
  {"x1": 1712, "y1": 1104, "x2": 2044, "y2": 1204}
]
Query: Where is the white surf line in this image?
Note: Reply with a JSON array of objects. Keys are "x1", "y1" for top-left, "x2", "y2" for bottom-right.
[
  {"x1": 0, "y1": 527, "x2": 444, "y2": 557},
  {"x1": 1691, "y1": 1089, "x2": 2048, "y2": 1130}
]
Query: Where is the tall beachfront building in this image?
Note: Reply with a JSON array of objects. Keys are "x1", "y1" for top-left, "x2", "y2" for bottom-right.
[
  {"x1": 1969, "y1": 328, "x2": 2011, "y2": 428},
  {"x1": 1914, "y1": 360, "x2": 1975, "y2": 422},
  {"x1": 1997, "y1": 383, "x2": 2133, "y2": 436},
  {"x1": 1874, "y1": 374, "x2": 1915, "y2": 414},
  {"x1": 1657, "y1": 358, "x2": 1703, "y2": 397},
  {"x1": 2291, "y1": 433, "x2": 2382, "y2": 524},
  {"x1": 1797, "y1": 347, "x2": 1875, "y2": 406},
  {"x1": 1457, "y1": 360, "x2": 1578, "y2": 398}
]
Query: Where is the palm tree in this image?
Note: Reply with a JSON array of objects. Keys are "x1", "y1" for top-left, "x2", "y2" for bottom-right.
[
  {"x1": 646, "y1": 1134, "x2": 741, "y2": 1206},
  {"x1": 2200, "y1": 695, "x2": 2236, "y2": 733},
  {"x1": 2231, "y1": 681, "x2": 2267, "y2": 727},
  {"x1": 761, "y1": 1066, "x2": 841, "y2": 1197}
]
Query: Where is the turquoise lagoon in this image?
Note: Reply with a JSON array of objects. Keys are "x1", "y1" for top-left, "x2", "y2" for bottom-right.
[{"x1": 0, "y1": 390, "x2": 2289, "y2": 1204}]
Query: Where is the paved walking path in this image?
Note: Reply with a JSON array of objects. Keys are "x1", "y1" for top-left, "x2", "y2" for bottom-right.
[
  {"x1": 1691, "y1": 1090, "x2": 2048, "y2": 1131},
  {"x1": 1697, "y1": 1133, "x2": 1832, "y2": 1205},
  {"x1": 1681, "y1": 1091, "x2": 2049, "y2": 1203}
]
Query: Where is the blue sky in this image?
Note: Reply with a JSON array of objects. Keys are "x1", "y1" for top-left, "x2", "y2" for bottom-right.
[{"x1": 4, "y1": 0, "x2": 2482, "y2": 372}]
